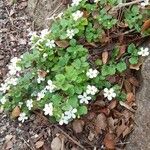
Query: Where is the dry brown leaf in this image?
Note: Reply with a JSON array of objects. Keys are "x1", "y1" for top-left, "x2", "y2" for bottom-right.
[
  {"x1": 129, "y1": 58, "x2": 143, "y2": 70},
  {"x1": 127, "y1": 92, "x2": 135, "y2": 103},
  {"x1": 92, "y1": 11, "x2": 99, "y2": 19},
  {"x1": 72, "y1": 119, "x2": 85, "y2": 134},
  {"x1": 99, "y1": 108, "x2": 110, "y2": 116},
  {"x1": 11, "y1": 106, "x2": 20, "y2": 118},
  {"x1": 119, "y1": 101, "x2": 135, "y2": 113},
  {"x1": 116, "y1": 119, "x2": 127, "y2": 138},
  {"x1": 108, "y1": 100, "x2": 117, "y2": 110},
  {"x1": 95, "y1": 113, "x2": 107, "y2": 134},
  {"x1": 128, "y1": 77, "x2": 139, "y2": 87},
  {"x1": 102, "y1": 51, "x2": 109, "y2": 64},
  {"x1": 35, "y1": 141, "x2": 44, "y2": 149},
  {"x1": 122, "y1": 125, "x2": 133, "y2": 138},
  {"x1": 104, "y1": 133, "x2": 116, "y2": 150},
  {"x1": 55, "y1": 40, "x2": 69, "y2": 48},
  {"x1": 107, "y1": 117, "x2": 118, "y2": 132},
  {"x1": 38, "y1": 70, "x2": 47, "y2": 78},
  {"x1": 51, "y1": 137, "x2": 62, "y2": 150},
  {"x1": 88, "y1": 131, "x2": 95, "y2": 141},
  {"x1": 142, "y1": 19, "x2": 150, "y2": 32},
  {"x1": 124, "y1": 80, "x2": 132, "y2": 93},
  {"x1": 117, "y1": 45, "x2": 126, "y2": 59}
]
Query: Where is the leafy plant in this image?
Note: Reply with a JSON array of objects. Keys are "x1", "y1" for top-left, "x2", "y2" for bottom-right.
[{"x1": 0, "y1": 0, "x2": 149, "y2": 124}]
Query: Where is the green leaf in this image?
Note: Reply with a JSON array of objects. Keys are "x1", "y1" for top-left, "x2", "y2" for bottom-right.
[
  {"x1": 116, "y1": 61, "x2": 127, "y2": 72},
  {"x1": 129, "y1": 56, "x2": 138, "y2": 64},
  {"x1": 67, "y1": 96, "x2": 79, "y2": 108},
  {"x1": 127, "y1": 43, "x2": 136, "y2": 53},
  {"x1": 77, "y1": 106, "x2": 88, "y2": 116},
  {"x1": 51, "y1": 94, "x2": 62, "y2": 106},
  {"x1": 55, "y1": 74, "x2": 65, "y2": 84}
]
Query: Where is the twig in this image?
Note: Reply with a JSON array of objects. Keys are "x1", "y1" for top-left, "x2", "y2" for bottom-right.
[
  {"x1": 110, "y1": 0, "x2": 143, "y2": 12},
  {"x1": 19, "y1": 137, "x2": 35, "y2": 150},
  {"x1": 54, "y1": 125, "x2": 87, "y2": 150}
]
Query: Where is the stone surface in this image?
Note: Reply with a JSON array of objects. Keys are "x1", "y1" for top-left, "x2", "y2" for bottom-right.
[
  {"x1": 126, "y1": 40, "x2": 150, "y2": 150},
  {"x1": 26, "y1": 0, "x2": 66, "y2": 29}
]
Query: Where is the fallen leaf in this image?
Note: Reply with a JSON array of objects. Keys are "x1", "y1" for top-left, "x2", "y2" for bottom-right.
[
  {"x1": 99, "y1": 108, "x2": 110, "y2": 116},
  {"x1": 128, "y1": 77, "x2": 139, "y2": 87},
  {"x1": 124, "y1": 80, "x2": 132, "y2": 93},
  {"x1": 116, "y1": 119, "x2": 127, "y2": 138},
  {"x1": 108, "y1": 100, "x2": 117, "y2": 110},
  {"x1": 88, "y1": 131, "x2": 95, "y2": 141},
  {"x1": 117, "y1": 45, "x2": 126, "y2": 59},
  {"x1": 107, "y1": 117, "x2": 118, "y2": 132},
  {"x1": 11, "y1": 106, "x2": 20, "y2": 118},
  {"x1": 127, "y1": 92, "x2": 135, "y2": 103},
  {"x1": 55, "y1": 40, "x2": 69, "y2": 48},
  {"x1": 102, "y1": 51, "x2": 109, "y2": 64},
  {"x1": 95, "y1": 113, "x2": 107, "y2": 134},
  {"x1": 35, "y1": 141, "x2": 44, "y2": 149},
  {"x1": 119, "y1": 101, "x2": 135, "y2": 112},
  {"x1": 122, "y1": 125, "x2": 133, "y2": 138},
  {"x1": 51, "y1": 137, "x2": 62, "y2": 150},
  {"x1": 142, "y1": 19, "x2": 150, "y2": 32},
  {"x1": 5, "y1": 135, "x2": 13, "y2": 143},
  {"x1": 104, "y1": 133, "x2": 116, "y2": 150},
  {"x1": 129, "y1": 58, "x2": 143, "y2": 70},
  {"x1": 38, "y1": 70, "x2": 47, "y2": 78},
  {"x1": 72, "y1": 119, "x2": 85, "y2": 134}
]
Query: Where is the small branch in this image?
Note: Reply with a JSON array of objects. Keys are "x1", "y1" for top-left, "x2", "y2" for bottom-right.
[
  {"x1": 54, "y1": 125, "x2": 87, "y2": 150},
  {"x1": 110, "y1": 0, "x2": 143, "y2": 12}
]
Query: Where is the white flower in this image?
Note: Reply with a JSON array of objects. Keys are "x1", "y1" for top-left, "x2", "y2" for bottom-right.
[
  {"x1": 72, "y1": 10, "x2": 83, "y2": 21},
  {"x1": 138, "y1": 47, "x2": 149, "y2": 57},
  {"x1": 103, "y1": 88, "x2": 116, "y2": 101},
  {"x1": 94, "y1": 0, "x2": 100, "y2": 3},
  {"x1": 86, "y1": 85, "x2": 98, "y2": 95},
  {"x1": 43, "y1": 103, "x2": 53, "y2": 116},
  {"x1": 59, "y1": 114, "x2": 69, "y2": 125},
  {"x1": 45, "y1": 40, "x2": 56, "y2": 48},
  {"x1": 65, "y1": 107, "x2": 77, "y2": 119},
  {"x1": 0, "y1": 97, "x2": 7, "y2": 105},
  {"x1": 46, "y1": 80, "x2": 56, "y2": 93},
  {"x1": 18, "y1": 112, "x2": 28, "y2": 123},
  {"x1": 43, "y1": 53, "x2": 48, "y2": 58},
  {"x1": 8, "y1": 57, "x2": 21, "y2": 75},
  {"x1": 6, "y1": 77, "x2": 18, "y2": 86},
  {"x1": 66, "y1": 29, "x2": 75, "y2": 39},
  {"x1": 0, "y1": 83, "x2": 10, "y2": 93},
  {"x1": 26, "y1": 99, "x2": 33, "y2": 110},
  {"x1": 10, "y1": 57, "x2": 21, "y2": 65},
  {"x1": 141, "y1": 0, "x2": 149, "y2": 7},
  {"x1": 86, "y1": 68, "x2": 99, "y2": 78},
  {"x1": 40, "y1": 29, "x2": 49, "y2": 38},
  {"x1": 37, "y1": 76, "x2": 45, "y2": 84},
  {"x1": 37, "y1": 89, "x2": 46, "y2": 101},
  {"x1": 71, "y1": 0, "x2": 81, "y2": 6},
  {"x1": 78, "y1": 92, "x2": 92, "y2": 104}
]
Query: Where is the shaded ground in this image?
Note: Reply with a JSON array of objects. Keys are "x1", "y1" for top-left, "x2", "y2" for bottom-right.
[{"x1": 0, "y1": 0, "x2": 150, "y2": 150}]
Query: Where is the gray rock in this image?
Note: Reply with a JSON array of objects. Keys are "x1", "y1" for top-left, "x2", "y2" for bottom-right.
[
  {"x1": 126, "y1": 41, "x2": 150, "y2": 150},
  {"x1": 26, "y1": 0, "x2": 66, "y2": 29}
]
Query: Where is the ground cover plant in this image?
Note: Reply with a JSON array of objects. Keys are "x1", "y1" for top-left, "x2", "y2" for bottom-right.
[{"x1": 0, "y1": 1, "x2": 150, "y2": 148}]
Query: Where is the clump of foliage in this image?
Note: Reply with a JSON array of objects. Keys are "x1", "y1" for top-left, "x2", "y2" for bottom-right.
[{"x1": 0, "y1": 0, "x2": 149, "y2": 124}]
